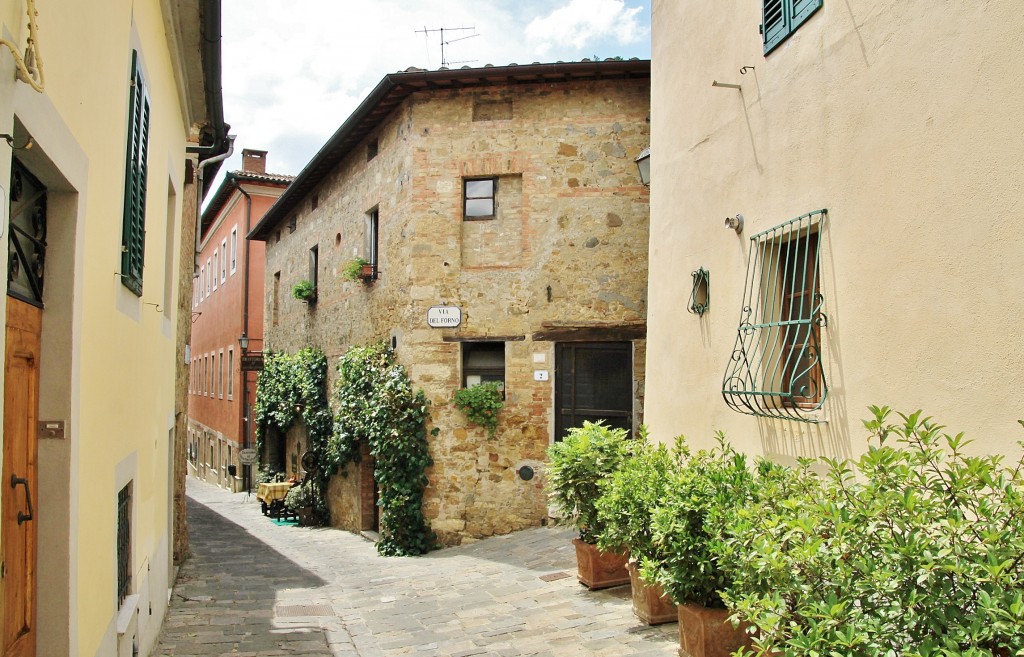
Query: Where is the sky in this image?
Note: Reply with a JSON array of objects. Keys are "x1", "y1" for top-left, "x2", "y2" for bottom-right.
[{"x1": 215, "y1": 0, "x2": 651, "y2": 183}]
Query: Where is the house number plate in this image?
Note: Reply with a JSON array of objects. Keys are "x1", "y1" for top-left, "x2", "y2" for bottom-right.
[{"x1": 427, "y1": 305, "x2": 462, "y2": 328}]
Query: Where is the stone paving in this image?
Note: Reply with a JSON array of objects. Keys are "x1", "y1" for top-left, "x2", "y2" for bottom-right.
[{"x1": 154, "y1": 479, "x2": 679, "y2": 656}]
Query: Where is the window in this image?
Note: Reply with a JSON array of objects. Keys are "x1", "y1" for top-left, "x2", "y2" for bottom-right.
[
  {"x1": 272, "y1": 271, "x2": 280, "y2": 326},
  {"x1": 230, "y1": 226, "x2": 238, "y2": 274},
  {"x1": 311, "y1": 193, "x2": 319, "y2": 211},
  {"x1": 227, "y1": 348, "x2": 234, "y2": 399},
  {"x1": 206, "y1": 258, "x2": 211, "y2": 296},
  {"x1": 762, "y1": 0, "x2": 823, "y2": 55},
  {"x1": 121, "y1": 50, "x2": 150, "y2": 296},
  {"x1": 220, "y1": 239, "x2": 227, "y2": 283},
  {"x1": 218, "y1": 350, "x2": 224, "y2": 399},
  {"x1": 309, "y1": 244, "x2": 318, "y2": 293},
  {"x1": 212, "y1": 251, "x2": 218, "y2": 291},
  {"x1": 116, "y1": 483, "x2": 132, "y2": 606},
  {"x1": 199, "y1": 267, "x2": 204, "y2": 301},
  {"x1": 365, "y1": 207, "x2": 379, "y2": 280},
  {"x1": 367, "y1": 138, "x2": 378, "y2": 161},
  {"x1": 722, "y1": 209, "x2": 828, "y2": 421},
  {"x1": 464, "y1": 178, "x2": 496, "y2": 220},
  {"x1": 8, "y1": 159, "x2": 48, "y2": 306},
  {"x1": 462, "y1": 342, "x2": 505, "y2": 389}
]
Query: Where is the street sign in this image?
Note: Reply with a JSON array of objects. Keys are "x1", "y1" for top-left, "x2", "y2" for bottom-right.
[
  {"x1": 238, "y1": 448, "x2": 259, "y2": 465},
  {"x1": 427, "y1": 305, "x2": 461, "y2": 328}
]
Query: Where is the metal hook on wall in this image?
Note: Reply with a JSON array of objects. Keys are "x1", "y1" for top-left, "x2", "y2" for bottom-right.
[{"x1": 0, "y1": 133, "x2": 34, "y2": 150}]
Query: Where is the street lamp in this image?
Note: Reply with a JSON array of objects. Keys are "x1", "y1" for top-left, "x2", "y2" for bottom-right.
[
  {"x1": 238, "y1": 333, "x2": 249, "y2": 353},
  {"x1": 635, "y1": 147, "x2": 651, "y2": 187}
]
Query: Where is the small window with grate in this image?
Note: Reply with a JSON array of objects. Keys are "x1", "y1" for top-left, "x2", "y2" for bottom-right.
[
  {"x1": 762, "y1": 0, "x2": 823, "y2": 55},
  {"x1": 462, "y1": 342, "x2": 505, "y2": 389},
  {"x1": 117, "y1": 483, "x2": 132, "y2": 606},
  {"x1": 722, "y1": 209, "x2": 828, "y2": 421}
]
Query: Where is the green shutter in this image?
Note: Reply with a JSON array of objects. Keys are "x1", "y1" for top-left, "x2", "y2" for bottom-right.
[
  {"x1": 763, "y1": 0, "x2": 823, "y2": 56},
  {"x1": 121, "y1": 50, "x2": 149, "y2": 296}
]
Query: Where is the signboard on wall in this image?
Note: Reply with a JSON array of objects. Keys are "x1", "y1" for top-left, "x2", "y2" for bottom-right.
[
  {"x1": 240, "y1": 352, "x2": 264, "y2": 371},
  {"x1": 427, "y1": 305, "x2": 462, "y2": 328}
]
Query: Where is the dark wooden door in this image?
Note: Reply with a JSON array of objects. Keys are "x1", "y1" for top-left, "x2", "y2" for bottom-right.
[
  {"x1": 2, "y1": 299, "x2": 40, "y2": 657},
  {"x1": 555, "y1": 342, "x2": 633, "y2": 441}
]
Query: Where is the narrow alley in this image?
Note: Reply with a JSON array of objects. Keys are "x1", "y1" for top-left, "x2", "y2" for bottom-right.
[{"x1": 154, "y1": 480, "x2": 679, "y2": 657}]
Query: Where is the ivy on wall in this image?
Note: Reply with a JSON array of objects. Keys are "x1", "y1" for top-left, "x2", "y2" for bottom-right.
[
  {"x1": 253, "y1": 348, "x2": 333, "y2": 519},
  {"x1": 327, "y1": 342, "x2": 438, "y2": 556}
]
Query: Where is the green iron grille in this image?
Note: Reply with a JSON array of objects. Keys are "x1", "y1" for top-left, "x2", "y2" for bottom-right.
[
  {"x1": 688, "y1": 267, "x2": 709, "y2": 316},
  {"x1": 722, "y1": 209, "x2": 828, "y2": 422}
]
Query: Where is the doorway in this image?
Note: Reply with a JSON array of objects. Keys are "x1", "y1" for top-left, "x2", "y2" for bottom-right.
[{"x1": 554, "y1": 342, "x2": 633, "y2": 441}]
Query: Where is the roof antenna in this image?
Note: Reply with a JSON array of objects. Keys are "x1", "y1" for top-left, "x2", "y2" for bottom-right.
[{"x1": 415, "y1": 25, "x2": 479, "y2": 69}]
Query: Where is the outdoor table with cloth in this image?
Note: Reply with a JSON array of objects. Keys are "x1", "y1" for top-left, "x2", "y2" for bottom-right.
[{"x1": 256, "y1": 482, "x2": 295, "y2": 519}]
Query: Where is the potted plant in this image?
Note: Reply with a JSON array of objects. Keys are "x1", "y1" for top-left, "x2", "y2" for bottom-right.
[
  {"x1": 284, "y1": 480, "x2": 318, "y2": 525},
  {"x1": 546, "y1": 421, "x2": 632, "y2": 589},
  {"x1": 595, "y1": 430, "x2": 681, "y2": 624},
  {"x1": 292, "y1": 279, "x2": 316, "y2": 303},
  {"x1": 453, "y1": 381, "x2": 504, "y2": 437},
  {"x1": 642, "y1": 435, "x2": 769, "y2": 657},
  {"x1": 342, "y1": 257, "x2": 374, "y2": 282}
]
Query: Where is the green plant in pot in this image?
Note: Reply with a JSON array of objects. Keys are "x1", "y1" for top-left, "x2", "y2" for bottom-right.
[
  {"x1": 453, "y1": 381, "x2": 503, "y2": 437},
  {"x1": 284, "y1": 480, "x2": 318, "y2": 525},
  {"x1": 292, "y1": 279, "x2": 316, "y2": 302},
  {"x1": 342, "y1": 257, "x2": 372, "y2": 282},
  {"x1": 595, "y1": 430, "x2": 682, "y2": 624},
  {"x1": 546, "y1": 420, "x2": 633, "y2": 589},
  {"x1": 642, "y1": 436, "x2": 786, "y2": 657}
]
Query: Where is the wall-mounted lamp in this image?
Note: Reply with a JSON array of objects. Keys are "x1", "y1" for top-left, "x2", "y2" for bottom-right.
[
  {"x1": 238, "y1": 333, "x2": 250, "y2": 353},
  {"x1": 725, "y1": 214, "x2": 744, "y2": 234},
  {"x1": 635, "y1": 147, "x2": 651, "y2": 187},
  {"x1": 0, "y1": 133, "x2": 33, "y2": 150}
]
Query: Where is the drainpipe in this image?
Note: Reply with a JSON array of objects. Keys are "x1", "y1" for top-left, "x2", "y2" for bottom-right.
[
  {"x1": 193, "y1": 135, "x2": 235, "y2": 274},
  {"x1": 237, "y1": 183, "x2": 253, "y2": 491}
]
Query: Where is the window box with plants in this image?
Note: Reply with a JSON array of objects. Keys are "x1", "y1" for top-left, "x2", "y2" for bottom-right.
[
  {"x1": 343, "y1": 257, "x2": 374, "y2": 282},
  {"x1": 453, "y1": 381, "x2": 504, "y2": 438},
  {"x1": 292, "y1": 279, "x2": 316, "y2": 303},
  {"x1": 546, "y1": 421, "x2": 632, "y2": 590}
]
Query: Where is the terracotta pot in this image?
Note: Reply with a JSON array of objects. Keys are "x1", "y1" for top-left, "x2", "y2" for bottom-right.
[
  {"x1": 626, "y1": 560, "x2": 678, "y2": 625},
  {"x1": 677, "y1": 603, "x2": 752, "y2": 657},
  {"x1": 296, "y1": 506, "x2": 316, "y2": 526},
  {"x1": 572, "y1": 538, "x2": 630, "y2": 590},
  {"x1": 358, "y1": 263, "x2": 374, "y2": 280}
]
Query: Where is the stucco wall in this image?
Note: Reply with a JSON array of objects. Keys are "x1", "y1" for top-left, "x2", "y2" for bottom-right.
[
  {"x1": 264, "y1": 76, "x2": 650, "y2": 544},
  {"x1": 646, "y1": 1, "x2": 1024, "y2": 461}
]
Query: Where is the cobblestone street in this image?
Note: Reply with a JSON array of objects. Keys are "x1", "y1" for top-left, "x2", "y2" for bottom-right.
[{"x1": 154, "y1": 480, "x2": 678, "y2": 656}]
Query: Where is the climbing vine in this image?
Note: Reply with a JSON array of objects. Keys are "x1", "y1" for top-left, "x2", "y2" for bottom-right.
[
  {"x1": 327, "y1": 342, "x2": 438, "y2": 556},
  {"x1": 253, "y1": 348, "x2": 333, "y2": 520}
]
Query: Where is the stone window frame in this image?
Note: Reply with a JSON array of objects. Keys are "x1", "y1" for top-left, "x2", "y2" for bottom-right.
[{"x1": 463, "y1": 177, "x2": 497, "y2": 221}]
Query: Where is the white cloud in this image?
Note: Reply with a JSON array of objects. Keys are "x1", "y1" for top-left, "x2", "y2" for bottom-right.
[{"x1": 525, "y1": 0, "x2": 646, "y2": 57}]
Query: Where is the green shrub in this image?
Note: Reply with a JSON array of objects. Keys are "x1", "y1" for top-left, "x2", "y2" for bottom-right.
[
  {"x1": 595, "y1": 428, "x2": 680, "y2": 563},
  {"x1": 284, "y1": 480, "x2": 316, "y2": 511},
  {"x1": 722, "y1": 406, "x2": 1024, "y2": 657},
  {"x1": 546, "y1": 421, "x2": 633, "y2": 544},
  {"x1": 291, "y1": 279, "x2": 315, "y2": 301},
  {"x1": 453, "y1": 382, "x2": 504, "y2": 437},
  {"x1": 342, "y1": 257, "x2": 370, "y2": 281}
]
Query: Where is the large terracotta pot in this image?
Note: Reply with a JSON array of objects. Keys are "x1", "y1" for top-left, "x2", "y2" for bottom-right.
[
  {"x1": 571, "y1": 538, "x2": 630, "y2": 590},
  {"x1": 677, "y1": 603, "x2": 752, "y2": 657},
  {"x1": 626, "y1": 560, "x2": 678, "y2": 625}
]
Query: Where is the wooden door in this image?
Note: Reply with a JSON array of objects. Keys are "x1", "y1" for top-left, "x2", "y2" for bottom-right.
[
  {"x1": 2, "y1": 299, "x2": 39, "y2": 657},
  {"x1": 554, "y1": 342, "x2": 633, "y2": 441}
]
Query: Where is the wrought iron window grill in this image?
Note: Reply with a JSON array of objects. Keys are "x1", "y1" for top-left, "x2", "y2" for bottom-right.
[
  {"x1": 722, "y1": 208, "x2": 828, "y2": 422},
  {"x1": 688, "y1": 267, "x2": 710, "y2": 316},
  {"x1": 8, "y1": 159, "x2": 47, "y2": 307},
  {"x1": 117, "y1": 484, "x2": 132, "y2": 606}
]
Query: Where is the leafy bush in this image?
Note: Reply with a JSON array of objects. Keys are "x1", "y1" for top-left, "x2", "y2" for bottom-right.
[
  {"x1": 595, "y1": 428, "x2": 680, "y2": 564},
  {"x1": 328, "y1": 342, "x2": 437, "y2": 556},
  {"x1": 640, "y1": 435, "x2": 784, "y2": 608},
  {"x1": 722, "y1": 406, "x2": 1024, "y2": 657},
  {"x1": 546, "y1": 421, "x2": 633, "y2": 544},
  {"x1": 342, "y1": 257, "x2": 371, "y2": 281},
  {"x1": 291, "y1": 279, "x2": 316, "y2": 301},
  {"x1": 284, "y1": 480, "x2": 316, "y2": 511},
  {"x1": 257, "y1": 465, "x2": 285, "y2": 484},
  {"x1": 453, "y1": 381, "x2": 504, "y2": 437}
]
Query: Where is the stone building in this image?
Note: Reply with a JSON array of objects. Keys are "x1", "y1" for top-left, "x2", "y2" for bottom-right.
[
  {"x1": 188, "y1": 149, "x2": 291, "y2": 491},
  {"x1": 644, "y1": 1, "x2": 1024, "y2": 459},
  {"x1": 249, "y1": 60, "x2": 650, "y2": 545}
]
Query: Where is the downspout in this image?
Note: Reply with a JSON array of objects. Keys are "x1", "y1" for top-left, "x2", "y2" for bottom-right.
[
  {"x1": 237, "y1": 184, "x2": 253, "y2": 490},
  {"x1": 193, "y1": 135, "x2": 235, "y2": 273}
]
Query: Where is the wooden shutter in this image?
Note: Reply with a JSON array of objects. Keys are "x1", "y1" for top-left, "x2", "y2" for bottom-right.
[
  {"x1": 762, "y1": 0, "x2": 788, "y2": 54},
  {"x1": 121, "y1": 50, "x2": 149, "y2": 295},
  {"x1": 791, "y1": 0, "x2": 823, "y2": 34}
]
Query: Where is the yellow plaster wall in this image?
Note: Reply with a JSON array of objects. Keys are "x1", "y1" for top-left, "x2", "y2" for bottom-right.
[
  {"x1": 646, "y1": 1, "x2": 1024, "y2": 461},
  {"x1": 3, "y1": 1, "x2": 190, "y2": 655}
]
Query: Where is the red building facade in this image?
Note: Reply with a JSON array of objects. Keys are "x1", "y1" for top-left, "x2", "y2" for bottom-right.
[{"x1": 187, "y1": 149, "x2": 291, "y2": 490}]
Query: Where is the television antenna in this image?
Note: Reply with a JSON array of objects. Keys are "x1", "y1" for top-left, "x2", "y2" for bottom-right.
[{"x1": 415, "y1": 25, "x2": 479, "y2": 69}]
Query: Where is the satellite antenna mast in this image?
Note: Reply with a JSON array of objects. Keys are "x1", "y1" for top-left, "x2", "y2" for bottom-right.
[{"x1": 415, "y1": 25, "x2": 479, "y2": 68}]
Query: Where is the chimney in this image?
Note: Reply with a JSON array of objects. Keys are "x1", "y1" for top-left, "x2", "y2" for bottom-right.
[{"x1": 241, "y1": 149, "x2": 268, "y2": 174}]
